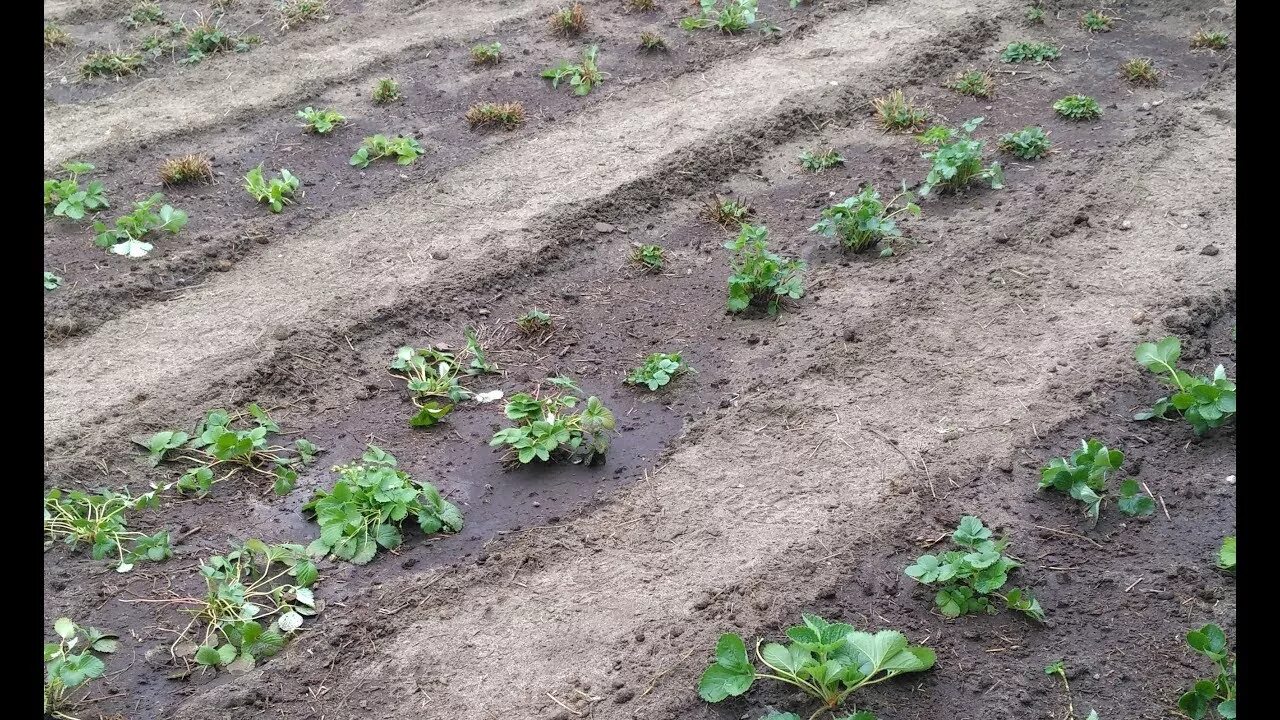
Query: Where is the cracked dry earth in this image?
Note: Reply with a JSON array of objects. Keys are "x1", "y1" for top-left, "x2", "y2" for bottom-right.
[{"x1": 44, "y1": 1, "x2": 1236, "y2": 719}]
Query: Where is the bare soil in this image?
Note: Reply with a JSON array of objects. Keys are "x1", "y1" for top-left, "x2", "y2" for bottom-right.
[{"x1": 43, "y1": 1, "x2": 1236, "y2": 719}]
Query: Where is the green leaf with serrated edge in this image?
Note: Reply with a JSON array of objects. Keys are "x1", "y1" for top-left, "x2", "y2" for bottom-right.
[
  {"x1": 698, "y1": 663, "x2": 755, "y2": 702},
  {"x1": 217, "y1": 643, "x2": 237, "y2": 665},
  {"x1": 845, "y1": 630, "x2": 907, "y2": 674},
  {"x1": 760, "y1": 642, "x2": 811, "y2": 674},
  {"x1": 55, "y1": 618, "x2": 77, "y2": 639},
  {"x1": 278, "y1": 611, "x2": 304, "y2": 633},
  {"x1": 1217, "y1": 536, "x2": 1235, "y2": 570},
  {"x1": 195, "y1": 645, "x2": 222, "y2": 666}
]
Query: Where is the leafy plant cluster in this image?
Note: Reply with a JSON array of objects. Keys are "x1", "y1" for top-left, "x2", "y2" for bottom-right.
[
  {"x1": 1080, "y1": 9, "x2": 1115, "y2": 32},
  {"x1": 516, "y1": 308, "x2": 554, "y2": 335},
  {"x1": 631, "y1": 242, "x2": 665, "y2": 272},
  {"x1": 1179, "y1": 624, "x2": 1236, "y2": 719},
  {"x1": 997, "y1": 126, "x2": 1051, "y2": 159},
  {"x1": 372, "y1": 77, "x2": 401, "y2": 103},
  {"x1": 1053, "y1": 94, "x2": 1102, "y2": 120},
  {"x1": 244, "y1": 164, "x2": 302, "y2": 212},
  {"x1": 948, "y1": 70, "x2": 993, "y2": 98},
  {"x1": 725, "y1": 224, "x2": 805, "y2": 315},
  {"x1": 121, "y1": 2, "x2": 165, "y2": 29},
  {"x1": 626, "y1": 352, "x2": 689, "y2": 390},
  {"x1": 81, "y1": 50, "x2": 145, "y2": 78},
  {"x1": 681, "y1": 0, "x2": 761, "y2": 34},
  {"x1": 389, "y1": 333, "x2": 499, "y2": 427},
  {"x1": 549, "y1": 3, "x2": 587, "y2": 36},
  {"x1": 466, "y1": 102, "x2": 526, "y2": 130},
  {"x1": 45, "y1": 618, "x2": 119, "y2": 719},
  {"x1": 278, "y1": 0, "x2": 331, "y2": 31},
  {"x1": 799, "y1": 149, "x2": 845, "y2": 172},
  {"x1": 44, "y1": 487, "x2": 171, "y2": 573},
  {"x1": 160, "y1": 154, "x2": 214, "y2": 185},
  {"x1": 471, "y1": 41, "x2": 503, "y2": 64},
  {"x1": 489, "y1": 378, "x2": 616, "y2": 465},
  {"x1": 93, "y1": 192, "x2": 188, "y2": 257},
  {"x1": 45, "y1": 162, "x2": 109, "y2": 221},
  {"x1": 350, "y1": 134, "x2": 424, "y2": 168},
  {"x1": 916, "y1": 118, "x2": 1004, "y2": 196},
  {"x1": 1039, "y1": 438, "x2": 1145, "y2": 522},
  {"x1": 1134, "y1": 336, "x2": 1235, "y2": 435},
  {"x1": 1001, "y1": 41, "x2": 1060, "y2": 63},
  {"x1": 1190, "y1": 30, "x2": 1229, "y2": 50},
  {"x1": 810, "y1": 184, "x2": 919, "y2": 257},
  {"x1": 639, "y1": 31, "x2": 667, "y2": 51},
  {"x1": 303, "y1": 445, "x2": 464, "y2": 564},
  {"x1": 297, "y1": 106, "x2": 345, "y2": 134},
  {"x1": 872, "y1": 90, "x2": 927, "y2": 132},
  {"x1": 709, "y1": 196, "x2": 753, "y2": 228},
  {"x1": 1025, "y1": 3, "x2": 1045, "y2": 24},
  {"x1": 45, "y1": 23, "x2": 73, "y2": 49},
  {"x1": 904, "y1": 515, "x2": 1044, "y2": 621},
  {"x1": 542, "y1": 45, "x2": 609, "y2": 96},
  {"x1": 1120, "y1": 57, "x2": 1158, "y2": 85}
]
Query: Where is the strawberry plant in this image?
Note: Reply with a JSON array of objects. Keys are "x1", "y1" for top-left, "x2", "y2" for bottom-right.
[
  {"x1": 1025, "y1": 3, "x2": 1045, "y2": 24},
  {"x1": 297, "y1": 106, "x2": 345, "y2": 134},
  {"x1": 516, "y1": 308, "x2": 553, "y2": 335},
  {"x1": 181, "y1": 16, "x2": 238, "y2": 64},
  {"x1": 466, "y1": 102, "x2": 526, "y2": 130},
  {"x1": 81, "y1": 50, "x2": 145, "y2": 78},
  {"x1": 948, "y1": 70, "x2": 993, "y2": 98},
  {"x1": 626, "y1": 352, "x2": 688, "y2": 390},
  {"x1": 44, "y1": 487, "x2": 171, "y2": 572},
  {"x1": 1217, "y1": 536, "x2": 1235, "y2": 571},
  {"x1": 1120, "y1": 57, "x2": 1158, "y2": 85},
  {"x1": 916, "y1": 118, "x2": 1003, "y2": 196},
  {"x1": 490, "y1": 379, "x2": 616, "y2": 465},
  {"x1": 1178, "y1": 624, "x2": 1236, "y2": 719},
  {"x1": 1053, "y1": 94, "x2": 1102, "y2": 120},
  {"x1": 726, "y1": 224, "x2": 805, "y2": 315},
  {"x1": 810, "y1": 184, "x2": 920, "y2": 257},
  {"x1": 1134, "y1": 336, "x2": 1235, "y2": 435},
  {"x1": 1117, "y1": 478, "x2": 1155, "y2": 517},
  {"x1": 1039, "y1": 439, "x2": 1124, "y2": 522},
  {"x1": 708, "y1": 196, "x2": 753, "y2": 228},
  {"x1": 45, "y1": 618, "x2": 119, "y2": 719},
  {"x1": 160, "y1": 154, "x2": 213, "y2": 185},
  {"x1": 464, "y1": 326, "x2": 500, "y2": 375},
  {"x1": 549, "y1": 3, "x2": 587, "y2": 36},
  {"x1": 45, "y1": 23, "x2": 72, "y2": 49},
  {"x1": 681, "y1": 0, "x2": 761, "y2": 34},
  {"x1": 92, "y1": 192, "x2": 187, "y2": 257},
  {"x1": 244, "y1": 164, "x2": 301, "y2": 212},
  {"x1": 698, "y1": 614, "x2": 935, "y2": 717},
  {"x1": 1080, "y1": 9, "x2": 1114, "y2": 32},
  {"x1": 44, "y1": 162, "x2": 109, "y2": 220},
  {"x1": 278, "y1": 0, "x2": 330, "y2": 31},
  {"x1": 45, "y1": 271, "x2": 64, "y2": 290},
  {"x1": 799, "y1": 149, "x2": 845, "y2": 172},
  {"x1": 905, "y1": 515, "x2": 1044, "y2": 621},
  {"x1": 372, "y1": 77, "x2": 401, "y2": 103},
  {"x1": 389, "y1": 346, "x2": 469, "y2": 427},
  {"x1": 350, "y1": 134, "x2": 423, "y2": 168},
  {"x1": 1191, "y1": 30, "x2": 1229, "y2": 50},
  {"x1": 303, "y1": 445, "x2": 463, "y2": 564},
  {"x1": 470, "y1": 41, "x2": 502, "y2": 64},
  {"x1": 1000, "y1": 41, "x2": 1060, "y2": 63},
  {"x1": 631, "y1": 242, "x2": 665, "y2": 272},
  {"x1": 639, "y1": 31, "x2": 667, "y2": 51},
  {"x1": 542, "y1": 45, "x2": 609, "y2": 96},
  {"x1": 872, "y1": 90, "x2": 927, "y2": 132},
  {"x1": 121, "y1": 2, "x2": 164, "y2": 29},
  {"x1": 997, "y1": 126, "x2": 1051, "y2": 160}
]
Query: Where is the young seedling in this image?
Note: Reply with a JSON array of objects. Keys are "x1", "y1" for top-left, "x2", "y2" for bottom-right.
[
  {"x1": 92, "y1": 193, "x2": 187, "y2": 257},
  {"x1": 541, "y1": 45, "x2": 609, "y2": 96},
  {"x1": 948, "y1": 70, "x2": 993, "y2": 98},
  {"x1": 1178, "y1": 624, "x2": 1236, "y2": 719},
  {"x1": 516, "y1": 308, "x2": 554, "y2": 335},
  {"x1": 350, "y1": 135, "x2": 424, "y2": 168},
  {"x1": 1000, "y1": 41, "x2": 1060, "y2": 63},
  {"x1": 297, "y1": 107, "x2": 345, "y2": 134},
  {"x1": 626, "y1": 352, "x2": 689, "y2": 390},
  {"x1": 1080, "y1": 9, "x2": 1115, "y2": 32},
  {"x1": 549, "y1": 3, "x2": 587, "y2": 36},
  {"x1": 121, "y1": 2, "x2": 164, "y2": 29},
  {"x1": 997, "y1": 126, "x2": 1052, "y2": 160},
  {"x1": 698, "y1": 614, "x2": 936, "y2": 717},
  {"x1": 44, "y1": 487, "x2": 171, "y2": 572},
  {"x1": 44, "y1": 618, "x2": 119, "y2": 719},
  {"x1": 1039, "y1": 439, "x2": 1124, "y2": 522},
  {"x1": 872, "y1": 90, "x2": 928, "y2": 132},
  {"x1": 304, "y1": 445, "x2": 463, "y2": 564},
  {"x1": 1053, "y1": 94, "x2": 1102, "y2": 120},
  {"x1": 470, "y1": 41, "x2": 502, "y2": 65},
  {"x1": 631, "y1": 242, "x2": 665, "y2": 272},
  {"x1": 1120, "y1": 57, "x2": 1158, "y2": 85},
  {"x1": 181, "y1": 15, "x2": 237, "y2": 64},
  {"x1": 638, "y1": 31, "x2": 668, "y2": 51},
  {"x1": 278, "y1": 0, "x2": 330, "y2": 31},
  {"x1": 1045, "y1": 661, "x2": 1100, "y2": 720},
  {"x1": 80, "y1": 50, "x2": 145, "y2": 78},
  {"x1": 1134, "y1": 336, "x2": 1236, "y2": 435},
  {"x1": 1025, "y1": 3, "x2": 1045, "y2": 24},
  {"x1": 627, "y1": 0, "x2": 658, "y2": 10},
  {"x1": 140, "y1": 27, "x2": 182, "y2": 58},
  {"x1": 708, "y1": 196, "x2": 753, "y2": 228},
  {"x1": 905, "y1": 515, "x2": 1045, "y2": 621},
  {"x1": 160, "y1": 154, "x2": 214, "y2": 186},
  {"x1": 1216, "y1": 536, "x2": 1235, "y2": 571},
  {"x1": 681, "y1": 0, "x2": 761, "y2": 34},
  {"x1": 916, "y1": 118, "x2": 1004, "y2": 196},
  {"x1": 490, "y1": 379, "x2": 616, "y2": 465},
  {"x1": 1190, "y1": 30, "x2": 1230, "y2": 50},
  {"x1": 45, "y1": 271, "x2": 64, "y2": 290},
  {"x1": 1116, "y1": 478, "x2": 1155, "y2": 517},
  {"x1": 389, "y1": 346, "x2": 469, "y2": 427},
  {"x1": 798, "y1": 149, "x2": 845, "y2": 172},
  {"x1": 244, "y1": 164, "x2": 301, "y2": 212},
  {"x1": 465, "y1": 102, "x2": 526, "y2": 130},
  {"x1": 725, "y1": 224, "x2": 805, "y2": 315},
  {"x1": 372, "y1": 77, "x2": 401, "y2": 104},
  {"x1": 44, "y1": 162, "x2": 109, "y2": 220},
  {"x1": 45, "y1": 23, "x2": 73, "y2": 49},
  {"x1": 810, "y1": 184, "x2": 920, "y2": 257},
  {"x1": 463, "y1": 326, "x2": 500, "y2": 375}
]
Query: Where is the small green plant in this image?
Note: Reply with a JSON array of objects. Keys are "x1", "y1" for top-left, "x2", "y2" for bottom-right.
[
  {"x1": 44, "y1": 162, "x2": 108, "y2": 220},
  {"x1": 80, "y1": 50, "x2": 145, "y2": 78},
  {"x1": 160, "y1": 154, "x2": 214, "y2": 185},
  {"x1": 627, "y1": 0, "x2": 657, "y2": 10},
  {"x1": 139, "y1": 27, "x2": 181, "y2": 58},
  {"x1": 549, "y1": 3, "x2": 587, "y2": 35},
  {"x1": 463, "y1": 326, "x2": 499, "y2": 375},
  {"x1": 1080, "y1": 9, "x2": 1114, "y2": 32},
  {"x1": 810, "y1": 184, "x2": 920, "y2": 257},
  {"x1": 638, "y1": 31, "x2": 667, "y2": 51},
  {"x1": 904, "y1": 515, "x2": 1044, "y2": 621},
  {"x1": 1191, "y1": 30, "x2": 1230, "y2": 50},
  {"x1": 389, "y1": 346, "x2": 468, "y2": 427},
  {"x1": 297, "y1": 106, "x2": 345, "y2": 134},
  {"x1": 45, "y1": 271, "x2": 64, "y2": 290},
  {"x1": 372, "y1": 77, "x2": 401, "y2": 104},
  {"x1": 799, "y1": 148, "x2": 845, "y2": 172},
  {"x1": 44, "y1": 487, "x2": 171, "y2": 572},
  {"x1": 1025, "y1": 4, "x2": 1045, "y2": 24},
  {"x1": 1045, "y1": 661, "x2": 1100, "y2": 720},
  {"x1": 181, "y1": 15, "x2": 237, "y2": 64},
  {"x1": 697, "y1": 614, "x2": 935, "y2": 715},
  {"x1": 1178, "y1": 624, "x2": 1236, "y2": 719},
  {"x1": 708, "y1": 196, "x2": 753, "y2": 228},
  {"x1": 681, "y1": 0, "x2": 760, "y2": 34},
  {"x1": 997, "y1": 126, "x2": 1051, "y2": 159},
  {"x1": 626, "y1": 352, "x2": 688, "y2": 390},
  {"x1": 44, "y1": 618, "x2": 119, "y2": 719},
  {"x1": 872, "y1": 90, "x2": 927, "y2": 132},
  {"x1": 243, "y1": 164, "x2": 301, "y2": 212},
  {"x1": 1117, "y1": 478, "x2": 1155, "y2": 517},
  {"x1": 1039, "y1": 439, "x2": 1124, "y2": 522},
  {"x1": 948, "y1": 70, "x2": 993, "y2": 98},
  {"x1": 350, "y1": 135, "x2": 423, "y2": 168},
  {"x1": 466, "y1": 102, "x2": 525, "y2": 130},
  {"x1": 516, "y1": 308, "x2": 554, "y2": 335},
  {"x1": 1001, "y1": 41, "x2": 1060, "y2": 63},
  {"x1": 916, "y1": 118, "x2": 1004, "y2": 196},
  {"x1": 303, "y1": 445, "x2": 463, "y2": 564},
  {"x1": 44, "y1": 23, "x2": 72, "y2": 49},
  {"x1": 1053, "y1": 94, "x2": 1102, "y2": 120},
  {"x1": 92, "y1": 193, "x2": 187, "y2": 257},
  {"x1": 725, "y1": 224, "x2": 804, "y2": 315},
  {"x1": 121, "y1": 2, "x2": 164, "y2": 29},
  {"x1": 278, "y1": 0, "x2": 330, "y2": 31},
  {"x1": 1120, "y1": 57, "x2": 1158, "y2": 85},
  {"x1": 470, "y1": 41, "x2": 502, "y2": 64},
  {"x1": 1217, "y1": 536, "x2": 1235, "y2": 571},
  {"x1": 1134, "y1": 336, "x2": 1236, "y2": 435},
  {"x1": 631, "y1": 243, "x2": 665, "y2": 272},
  {"x1": 490, "y1": 379, "x2": 616, "y2": 465},
  {"x1": 542, "y1": 45, "x2": 609, "y2": 96}
]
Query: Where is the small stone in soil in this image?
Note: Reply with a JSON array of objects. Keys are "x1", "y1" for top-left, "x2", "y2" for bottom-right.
[{"x1": 1200, "y1": 244, "x2": 1220, "y2": 256}]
